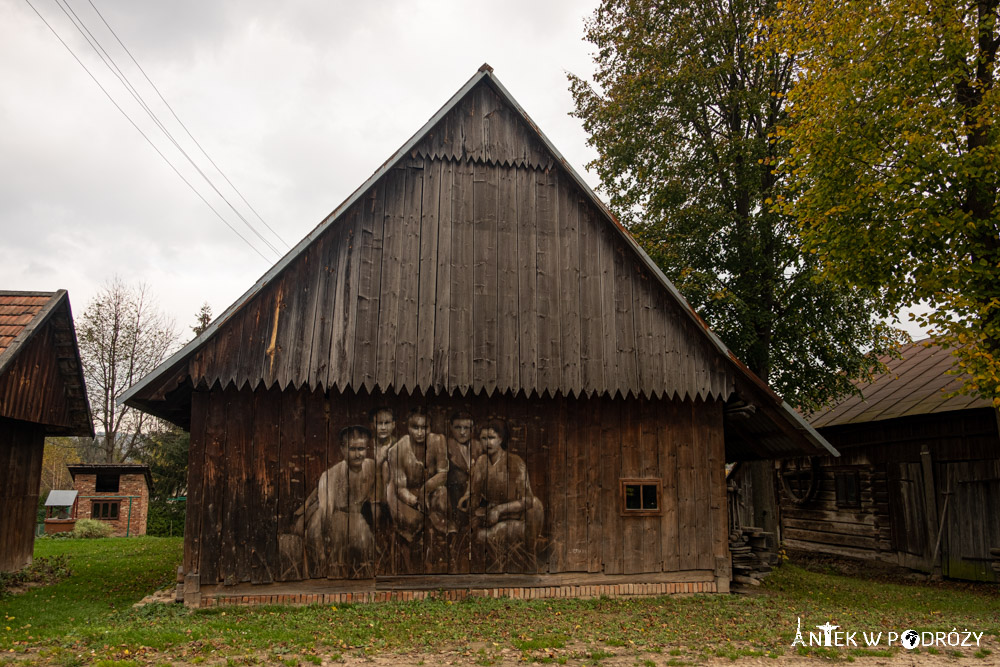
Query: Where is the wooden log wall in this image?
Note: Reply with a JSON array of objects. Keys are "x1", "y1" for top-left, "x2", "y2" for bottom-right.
[
  {"x1": 0, "y1": 418, "x2": 45, "y2": 571},
  {"x1": 778, "y1": 452, "x2": 891, "y2": 561},
  {"x1": 183, "y1": 385, "x2": 729, "y2": 591},
  {"x1": 783, "y1": 408, "x2": 1000, "y2": 581}
]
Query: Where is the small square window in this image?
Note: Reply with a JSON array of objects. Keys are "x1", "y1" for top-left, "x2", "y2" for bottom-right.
[
  {"x1": 621, "y1": 479, "x2": 661, "y2": 515},
  {"x1": 96, "y1": 474, "x2": 120, "y2": 493},
  {"x1": 835, "y1": 471, "x2": 861, "y2": 508}
]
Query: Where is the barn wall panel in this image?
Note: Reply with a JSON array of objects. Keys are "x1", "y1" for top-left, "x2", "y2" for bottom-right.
[{"x1": 183, "y1": 386, "x2": 727, "y2": 591}]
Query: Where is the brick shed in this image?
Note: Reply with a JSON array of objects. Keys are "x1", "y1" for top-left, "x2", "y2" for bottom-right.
[{"x1": 68, "y1": 463, "x2": 152, "y2": 537}]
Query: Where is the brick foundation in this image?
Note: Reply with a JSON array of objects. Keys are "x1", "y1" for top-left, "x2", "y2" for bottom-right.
[{"x1": 198, "y1": 580, "x2": 716, "y2": 607}]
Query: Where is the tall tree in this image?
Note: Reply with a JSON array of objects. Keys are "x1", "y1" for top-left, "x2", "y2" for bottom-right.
[
  {"x1": 768, "y1": 0, "x2": 1000, "y2": 405},
  {"x1": 78, "y1": 278, "x2": 178, "y2": 462},
  {"x1": 191, "y1": 302, "x2": 213, "y2": 337},
  {"x1": 39, "y1": 439, "x2": 80, "y2": 498},
  {"x1": 140, "y1": 426, "x2": 190, "y2": 501},
  {"x1": 569, "y1": 0, "x2": 904, "y2": 410}
]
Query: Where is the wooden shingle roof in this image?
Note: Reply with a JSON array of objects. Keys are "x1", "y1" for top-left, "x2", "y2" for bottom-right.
[
  {"x1": 810, "y1": 339, "x2": 993, "y2": 428},
  {"x1": 0, "y1": 290, "x2": 93, "y2": 436},
  {"x1": 121, "y1": 66, "x2": 835, "y2": 460}
]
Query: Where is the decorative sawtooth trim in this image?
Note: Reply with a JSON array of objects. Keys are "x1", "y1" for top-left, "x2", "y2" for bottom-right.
[{"x1": 197, "y1": 581, "x2": 716, "y2": 608}]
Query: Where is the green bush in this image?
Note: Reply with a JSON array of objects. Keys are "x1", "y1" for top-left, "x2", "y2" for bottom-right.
[
  {"x1": 146, "y1": 499, "x2": 186, "y2": 537},
  {"x1": 72, "y1": 519, "x2": 113, "y2": 539}
]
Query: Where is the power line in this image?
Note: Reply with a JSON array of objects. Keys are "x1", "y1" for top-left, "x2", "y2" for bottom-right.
[
  {"x1": 85, "y1": 0, "x2": 290, "y2": 251},
  {"x1": 49, "y1": 0, "x2": 285, "y2": 258},
  {"x1": 23, "y1": 0, "x2": 274, "y2": 264}
]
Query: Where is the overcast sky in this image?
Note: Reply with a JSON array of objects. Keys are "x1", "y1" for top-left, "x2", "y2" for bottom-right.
[
  {"x1": 1, "y1": 0, "x2": 606, "y2": 337},
  {"x1": 1, "y1": 0, "x2": 926, "y2": 345}
]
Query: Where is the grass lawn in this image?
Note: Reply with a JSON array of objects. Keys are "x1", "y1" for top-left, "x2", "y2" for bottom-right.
[{"x1": 1, "y1": 537, "x2": 998, "y2": 665}]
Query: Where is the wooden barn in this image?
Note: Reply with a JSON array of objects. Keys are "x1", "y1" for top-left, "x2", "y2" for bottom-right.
[
  {"x1": 780, "y1": 339, "x2": 1000, "y2": 581},
  {"x1": 122, "y1": 66, "x2": 836, "y2": 606},
  {"x1": 0, "y1": 290, "x2": 92, "y2": 571}
]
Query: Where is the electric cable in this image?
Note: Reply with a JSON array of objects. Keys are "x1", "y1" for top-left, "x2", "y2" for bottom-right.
[
  {"x1": 23, "y1": 0, "x2": 274, "y2": 263},
  {"x1": 50, "y1": 0, "x2": 284, "y2": 258}
]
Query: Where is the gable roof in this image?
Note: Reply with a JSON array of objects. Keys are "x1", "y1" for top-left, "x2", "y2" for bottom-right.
[
  {"x1": 0, "y1": 290, "x2": 93, "y2": 436},
  {"x1": 121, "y1": 65, "x2": 835, "y2": 460},
  {"x1": 811, "y1": 339, "x2": 994, "y2": 428}
]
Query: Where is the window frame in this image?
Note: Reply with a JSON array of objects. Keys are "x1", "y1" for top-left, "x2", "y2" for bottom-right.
[
  {"x1": 619, "y1": 478, "x2": 662, "y2": 516},
  {"x1": 834, "y1": 470, "x2": 861, "y2": 509},
  {"x1": 91, "y1": 500, "x2": 121, "y2": 521}
]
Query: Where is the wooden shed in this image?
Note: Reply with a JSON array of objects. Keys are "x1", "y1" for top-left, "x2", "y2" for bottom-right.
[
  {"x1": 0, "y1": 290, "x2": 92, "y2": 571},
  {"x1": 122, "y1": 66, "x2": 836, "y2": 606},
  {"x1": 780, "y1": 339, "x2": 1000, "y2": 581}
]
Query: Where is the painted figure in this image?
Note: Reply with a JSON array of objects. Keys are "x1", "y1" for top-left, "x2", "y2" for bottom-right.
[
  {"x1": 445, "y1": 410, "x2": 483, "y2": 530},
  {"x1": 300, "y1": 425, "x2": 376, "y2": 578},
  {"x1": 370, "y1": 406, "x2": 397, "y2": 471},
  {"x1": 386, "y1": 407, "x2": 450, "y2": 542},
  {"x1": 461, "y1": 418, "x2": 543, "y2": 554}
]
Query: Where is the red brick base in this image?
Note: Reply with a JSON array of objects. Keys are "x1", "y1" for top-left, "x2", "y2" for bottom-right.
[{"x1": 200, "y1": 581, "x2": 716, "y2": 607}]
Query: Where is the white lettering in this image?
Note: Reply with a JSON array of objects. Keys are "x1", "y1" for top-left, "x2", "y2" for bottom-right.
[
  {"x1": 863, "y1": 632, "x2": 882, "y2": 647},
  {"x1": 887, "y1": 632, "x2": 898, "y2": 645}
]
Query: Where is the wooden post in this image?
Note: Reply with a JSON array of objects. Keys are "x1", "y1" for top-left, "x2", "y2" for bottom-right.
[
  {"x1": 747, "y1": 460, "x2": 778, "y2": 552},
  {"x1": 919, "y1": 446, "x2": 939, "y2": 571}
]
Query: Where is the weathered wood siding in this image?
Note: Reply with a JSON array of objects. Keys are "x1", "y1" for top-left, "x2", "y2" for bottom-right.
[
  {"x1": 0, "y1": 315, "x2": 79, "y2": 431},
  {"x1": 180, "y1": 81, "x2": 732, "y2": 403},
  {"x1": 0, "y1": 418, "x2": 45, "y2": 571},
  {"x1": 183, "y1": 386, "x2": 729, "y2": 591},
  {"x1": 781, "y1": 408, "x2": 1000, "y2": 581}
]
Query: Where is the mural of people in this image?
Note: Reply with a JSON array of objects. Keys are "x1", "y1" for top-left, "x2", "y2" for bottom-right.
[
  {"x1": 460, "y1": 418, "x2": 543, "y2": 567},
  {"x1": 386, "y1": 407, "x2": 450, "y2": 544},
  {"x1": 445, "y1": 411, "x2": 483, "y2": 531},
  {"x1": 300, "y1": 425, "x2": 376, "y2": 578},
  {"x1": 282, "y1": 406, "x2": 546, "y2": 579}
]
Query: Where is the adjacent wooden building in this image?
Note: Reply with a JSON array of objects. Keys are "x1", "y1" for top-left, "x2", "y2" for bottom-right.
[
  {"x1": 0, "y1": 290, "x2": 92, "y2": 571},
  {"x1": 780, "y1": 339, "x2": 1000, "y2": 581},
  {"x1": 123, "y1": 66, "x2": 836, "y2": 606}
]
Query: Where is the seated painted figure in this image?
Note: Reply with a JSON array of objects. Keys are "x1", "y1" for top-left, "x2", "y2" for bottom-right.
[
  {"x1": 386, "y1": 407, "x2": 449, "y2": 542},
  {"x1": 460, "y1": 418, "x2": 543, "y2": 554},
  {"x1": 300, "y1": 425, "x2": 376, "y2": 578}
]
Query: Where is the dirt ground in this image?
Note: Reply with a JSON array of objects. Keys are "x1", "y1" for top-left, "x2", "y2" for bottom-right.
[{"x1": 248, "y1": 637, "x2": 1000, "y2": 666}]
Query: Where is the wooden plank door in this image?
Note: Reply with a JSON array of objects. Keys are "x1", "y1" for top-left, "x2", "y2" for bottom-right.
[
  {"x1": 887, "y1": 462, "x2": 929, "y2": 568},
  {"x1": 941, "y1": 461, "x2": 1000, "y2": 582}
]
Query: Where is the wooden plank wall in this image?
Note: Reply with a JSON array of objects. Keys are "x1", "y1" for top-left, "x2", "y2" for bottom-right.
[
  {"x1": 177, "y1": 102, "x2": 734, "y2": 406},
  {"x1": 0, "y1": 418, "x2": 45, "y2": 571},
  {"x1": 185, "y1": 386, "x2": 728, "y2": 588},
  {"x1": 0, "y1": 317, "x2": 76, "y2": 431},
  {"x1": 783, "y1": 409, "x2": 1000, "y2": 578}
]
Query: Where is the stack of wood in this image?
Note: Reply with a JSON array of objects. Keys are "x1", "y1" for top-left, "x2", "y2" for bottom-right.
[
  {"x1": 730, "y1": 526, "x2": 779, "y2": 586},
  {"x1": 990, "y1": 547, "x2": 1000, "y2": 576}
]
